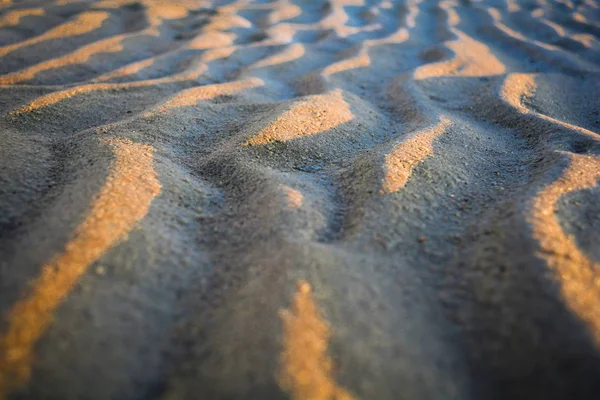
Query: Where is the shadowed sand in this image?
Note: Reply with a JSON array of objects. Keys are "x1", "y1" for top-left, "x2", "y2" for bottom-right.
[
  {"x1": 0, "y1": 139, "x2": 160, "y2": 396},
  {"x1": 0, "y1": 0, "x2": 599, "y2": 399}
]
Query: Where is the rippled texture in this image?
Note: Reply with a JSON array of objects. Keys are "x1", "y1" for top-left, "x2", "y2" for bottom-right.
[{"x1": 0, "y1": 0, "x2": 599, "y2": 399}]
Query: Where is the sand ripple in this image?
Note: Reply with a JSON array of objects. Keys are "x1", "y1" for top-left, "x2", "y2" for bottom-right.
[{"x1": 1, "y1": 0, "x2": 599, "y2": 399}]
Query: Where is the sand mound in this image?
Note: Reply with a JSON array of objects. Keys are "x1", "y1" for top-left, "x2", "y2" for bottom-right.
[{"x1": 1, "y1": 0, "x2": 600, "y2": 399}]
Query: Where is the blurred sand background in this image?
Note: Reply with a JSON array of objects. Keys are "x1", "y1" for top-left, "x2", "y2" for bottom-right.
[{"x1": 0, "y1": 0, "x2": 600, "y2": 399}]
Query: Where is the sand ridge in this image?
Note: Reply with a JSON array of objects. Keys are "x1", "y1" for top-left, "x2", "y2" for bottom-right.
[
  {"x1": 0, "y1": 0, "x2": 600, "y2": 399},
  {"x1": 0, "y1": 138, "x2": 160, "y2": 398}
]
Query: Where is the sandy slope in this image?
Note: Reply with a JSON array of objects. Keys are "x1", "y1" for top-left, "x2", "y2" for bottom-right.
[{"x1": 0, "y1": 0, "x2": 599, "y2": 399}]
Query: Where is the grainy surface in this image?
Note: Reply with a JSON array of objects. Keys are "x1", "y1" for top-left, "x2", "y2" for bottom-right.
[{"x1": 0, "y1": 0, "x2": 600, "y2": 399}]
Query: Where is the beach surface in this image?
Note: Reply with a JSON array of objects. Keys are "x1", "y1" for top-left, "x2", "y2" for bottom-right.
[{"x1": 1, "y1": 0, "x2": 600, "y2": 399}]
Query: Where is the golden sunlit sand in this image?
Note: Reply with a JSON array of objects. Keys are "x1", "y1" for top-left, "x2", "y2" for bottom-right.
[
  {"x1": 0, "y1": 139, "x2": 160, "y2": 397},
  {"x1": 0, "y1": 0, "x2": 599, "y2": 399},
  {"x1": 279, "y1": 281, "x2": 355, "y2": 400}
]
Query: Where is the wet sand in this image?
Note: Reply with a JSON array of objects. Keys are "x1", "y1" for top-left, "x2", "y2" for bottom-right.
[{"x1": 0, "y1": 0, "x2": 600, "y2": 399}]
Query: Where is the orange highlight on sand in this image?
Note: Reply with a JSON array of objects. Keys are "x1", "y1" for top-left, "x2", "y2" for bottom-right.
[
  {"x1": 0, "y1": 9, "x2": 45, "y2": 29},
  {"x1": 380, "y1": 117, "x2": 450, "y2": 194},
  {"x1": 0, "y1": 11, "x2": 109, "y2": 57},
  {"x1": 0, "y1": 138, "x2": 160, "y2": 398},
  {"x1": 531, "y1": 154, "x2": 600, "y2": 343},
  {"x1": 245, "y1": 90, "x2": 353, "y2": 146},
  {"x1": 278, "y1": 281, "x2": 355, "y2": 400}
]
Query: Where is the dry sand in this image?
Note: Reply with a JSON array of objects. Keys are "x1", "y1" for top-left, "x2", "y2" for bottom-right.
[{"x1": 0, "y1": 0, "x2": 599, "y2": 399}]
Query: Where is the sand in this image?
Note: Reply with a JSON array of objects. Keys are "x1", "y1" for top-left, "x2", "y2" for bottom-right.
[{"x1": 0, "y1": 0, "x2": 599, "y2": 399}]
